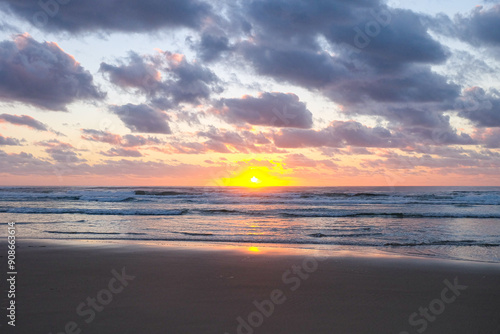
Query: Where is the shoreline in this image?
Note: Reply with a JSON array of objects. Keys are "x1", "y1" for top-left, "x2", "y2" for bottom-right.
[
  {"x1": 1, "y1": 239, "x2": 500, "y2": 333},
  {"x1": 11, "y1": 237, "x2": 500, "y2": 265}
]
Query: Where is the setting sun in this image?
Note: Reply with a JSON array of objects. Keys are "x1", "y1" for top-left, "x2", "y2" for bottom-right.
[
  {"x1": 221, "y1": 166, "x2": 291, "y2": 187},
  {"x1": 250, "y1": 176, "x2": 260, "y2": 184}
]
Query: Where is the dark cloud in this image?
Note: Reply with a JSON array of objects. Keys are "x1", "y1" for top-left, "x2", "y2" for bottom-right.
[
  {"x1": 0, "y1": 113, "x2": 48, "y2": 131},
  {"x1": 99, "y1": 52, "x2": 161, "y2": 96},
  {"x1": 216, "y1": 92, "x2": 313, "y2": 128},
  {"x1": 100, "y1": 148, "x2": 143, "y2": 157},
  {"x1": 326, "y1": 9, "x2": 450, "y2": 68},
  {"x1": 233, "y1": 0, "x2": 459, "y2": 113},
  {"x1": 241, "y1": 45, "x2": 458, "y2": 106},
  {"x1": 0, "y1": 0, "x2": 212, "y2": 33},
  {"x1": 161, "y1": 51, "x2": 221, "y2": 105},
  {"x1": 326, "y1": 66, "x2": 460, "y2": 105},
  {"x1": 344, "y1": 105, "x2": 476, "y2": 145},
  {"x1": 242, "y1": 0, "x2": 448, "y2": 66},
  {"x1": 456, "y1": 5, "x2": 500, "y2": 46},
  {"x1": 196, "y1": 32, "x2": 231, "y2": 62},
  {"x1": 100, "y1": 51, "x2": 221, "y2": 109},
  {"x1": 426, "y1": 4, "x2": 500, "y2": 50},
  {"x1": 239, "y1": 43, "x2": 347, "y2": 89},
  {"x1": 110, "y1": 104, "x2": 172, "y2": 134},
  {"x1": 274, "y1": 121, "x2": 405, "y2": 148},
  {"x1": 0, "y1": 34, "x2": 104, "y2": 111},
  {"x1": 455, "y1": 87, "x2": 500, "y2": 127},
  {"x1": 0, "y1": 135, "x2": 21, "y2": 146}
]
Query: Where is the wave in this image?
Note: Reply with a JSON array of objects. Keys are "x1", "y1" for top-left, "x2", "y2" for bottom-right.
[
  {"x1": 2, "y1": 187, "x2": 500, "y2": 206},
  {"x1": 1, "y1": 208, "x2": 188, "y2": 216},
  {"x1": 2, "y1": 205, "x2": 499, "y2": 219},
  {"x1": 175, "y1": 232, "x2": 214, "y2": 236},
  {"x1": 45, "y1": 231, "x2": 147, "y2": 235},
  {"x1": 199, "y1": 209, "x2": 241, "y2": 215},
  {"x1": 31, "y1": 235, "x2": 500, "y2": 250},
  {"x1": 309, "y1": 232, "x2": 383, "y2": 238},
  {"x1": 0, "y1": 219, "x2": 86, "y2": 225},
  {"x1": 300, "y1": 192, "x2": 390, "y2": 199},
  {"x1": 134, "y1": 190, "x2": 197, "y2": 196},
  {"x1": 281, "y1": 211, "x2": 500, "y2": 219},
  {"x1": 0, "y1": 195, "x2": 139, "y2": 202},
  {"x1": 385, "y1": 240, "x2": 500, "y2": 247}
]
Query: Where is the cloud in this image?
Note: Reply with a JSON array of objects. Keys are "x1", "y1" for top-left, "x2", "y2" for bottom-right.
[
  {"x1": 325, "y1": 66, "x2": 460, "y2": 105},
  {"x1": 455, "y1": 5, "x2": 500, "y2": 46},
  {"x1": 197, "y1": 126, "x2": 284, "y2": 153},
  {"x1": 274, "y1": 121, "x2": 405, "y2": 148},
  {"x1": 0, "y1": 149, "x2": 216, "y2": 179},
  {"x1": 45, "y1": 147, "x2": 84, "y2": 163},
  {"x1": 344, "y1": 105, "x2": 476, "y2": 145},
  {"x1": 230, "y1": 0, "x2": 462, "y2": 126},
  {"x1": 156, "y1": 126, "x2": 281, "y2": 154},
  {"x1": 216, "y1": 92, "x2": 313, "y2": 128},
  {"x1": 455, "y1": 87, "x2": 500, "y2": 127},
  {"x1": 0, "y1": 34, "x2": 104, "y2": 111},
  {"x1": 473, "y1": 128, "x2": 500, "y2": 148},
  {"x1": 120, "y1": 134, "x2": 163, "y2": 147},
  {"x1": 154, "y1": 142, "x2": 210, "y2": 155},
  {"x1": 100, "y1": 148, "x2": 143, "y2": 157},
  {"x1": 196, "y1": 32, "x2": 231, "y2": 62},
  {"x1": 364, "y1": 150, "x2": 500, "y2": 171},
  {"x1": 35, "y1": 139, "x2": 86, "y2": 163},
  {"x1": 80, "y1": 129, "x2": 121, "y2": 146},
  {"x1": 283, "y1": 153, "x2": 338, "y2": 169},
  {"x1": 100, "y1": 51, "x2": 221, "y2": 109},
  {"x1": 0, "y1": 113, "x2": 48, "y2": 131},
  {"x1": 0, "y1": 0, "x2": 213, "y2": 33},
  {"x1": 0, "y1": 135, "x2": 21, "y2": 146},
  {"x1": 99, "y1": 52, "x2": 161, "y2": 96},
  {"x1": 36, "y1": 139, "x2": 73, "y2": 149},
  {"x1": 81, "y1": 129, "x2": 164, "y2": 147},
  {"x1": 110, "y1": 104, "x2": 172, "y2": 134},
  {"x1": 0, "y1": 150, "x2": 54, "y2": 175},
  {"x1": 242, "y1": 0, "x2": 449, "y2": 65},
  {"x1": 239, "y1": 43, "x2": 347, "y2": 89}
]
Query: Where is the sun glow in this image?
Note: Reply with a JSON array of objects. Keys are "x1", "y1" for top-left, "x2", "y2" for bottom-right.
[{"x1": 221, "y1": 166, "x2": 290, "y2": 187}]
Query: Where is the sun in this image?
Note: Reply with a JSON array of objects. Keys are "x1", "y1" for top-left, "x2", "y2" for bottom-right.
[
  {"x1": 221, "y1": 166, "x2": 290, "y2": 187},
  {"x1": 250, "y1": 176, "x2": 261, "y2": 184}
]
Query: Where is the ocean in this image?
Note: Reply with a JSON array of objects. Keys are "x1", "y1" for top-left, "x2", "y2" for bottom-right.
[{"x1": 1, "y1": 186, "x2": 499, "y2": 263}]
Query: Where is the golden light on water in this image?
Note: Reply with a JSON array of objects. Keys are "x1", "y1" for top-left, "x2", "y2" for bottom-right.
[{"x1": 248, "y1": 247, "x2": 260, "y2": 252}]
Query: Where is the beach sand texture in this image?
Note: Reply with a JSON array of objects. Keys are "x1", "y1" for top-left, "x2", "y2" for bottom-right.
[{"x1": 2, "y1": 240, "x2": 499, "y2": 334}]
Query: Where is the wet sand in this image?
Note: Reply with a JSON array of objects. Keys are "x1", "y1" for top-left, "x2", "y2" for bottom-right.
[{"x1": 1, "y1": 240, "x2": 500, "y2": 334}]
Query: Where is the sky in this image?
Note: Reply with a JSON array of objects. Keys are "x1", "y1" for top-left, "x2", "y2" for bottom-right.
[{"x1": 0, "y1": 0, "x2": 499, "y2": 186}]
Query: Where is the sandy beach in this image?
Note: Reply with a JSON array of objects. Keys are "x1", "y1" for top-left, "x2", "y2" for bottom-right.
[{"x1": 0, "y1": 240, "x2": 499, "y2": 334}]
